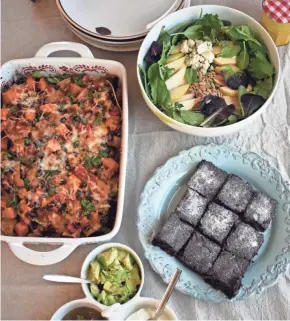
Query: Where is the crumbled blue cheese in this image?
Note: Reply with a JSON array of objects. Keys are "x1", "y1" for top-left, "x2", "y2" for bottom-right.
[{"x1": 179, "y1": 39, "x2": 214, "y2": 74}]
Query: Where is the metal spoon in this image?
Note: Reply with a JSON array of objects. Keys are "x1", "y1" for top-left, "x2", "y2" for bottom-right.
[
  {"x1": 149, "y1": 269, "x2": 182, "y2": 320},
  {"x1": 43, "y1": 274, "x2": 92, "y2": 284}
]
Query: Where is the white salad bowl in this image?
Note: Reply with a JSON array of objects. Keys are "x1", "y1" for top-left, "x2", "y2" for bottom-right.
[
  {"x1": 137, "y1": 5, "x2": 280, "y2": 137},
  {"x1": 80, "y1": 243, "x2": 145, "y2": 311}
]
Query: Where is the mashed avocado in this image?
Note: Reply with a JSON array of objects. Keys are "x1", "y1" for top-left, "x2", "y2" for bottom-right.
[{"x1": 87, "y1": 247, "x2": 141, "y2": 306}]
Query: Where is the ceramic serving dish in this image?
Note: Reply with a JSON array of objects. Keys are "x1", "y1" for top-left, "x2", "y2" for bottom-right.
[
  {"x1": 0, "y1": 42, "x2": 128, "y2": 266},
  {"x1": 137, "y1": 5, "x2": 281, "y2": 137},
  {"x1": 51, "y1": 243, "x2": 178, "y2": 320},
  {"x1": 137, "y1": 144, "x2": 290, "y2": 301}
]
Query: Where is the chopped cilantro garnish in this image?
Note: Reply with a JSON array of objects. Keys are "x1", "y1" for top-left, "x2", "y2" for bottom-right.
[
  {"x1": 81, "y1": 199, "x2": 95, "y2": 213},
  {"x1": 8, "y1": 196, "x2": 19, "y2": 209},
  {"x1": 71, "y1": 114, "x2": 88, "y2": 124},
  {"x1": 48, "y1": 186, "x2": 56, "y2": 196},
  {"x1": 24, "y1": 178, "x2": 31, "y2": 190},
  {"x1": 44, "y1": 170, "x2": 60, "y2": 178},
  {"x1": 24, "y1": 137, "x2": 32, "y2": 145},
  {"x1": 88, "y1": 89, "x2": 94, "y2": 99},
  {"x1": 58, "y1": 104, "x2": 66, "y2": 112},
  {"x1": 4, "y1": 152, "x2": 14, "y2": 160},
  {"x1": 73, "y1": 138, "x2": 80, "y2": 148},
  {"x1": 10, "y1": 106, "x2": 16, "y2": 115},
  {"x1": 74, "y1": 75, "x2": 85, "y2": 87},
  {"x1": 84, "y1": 150, "x2": 109, "y2": 169},
  {"x1": 95, "y1": 114, "x2": 104, "y2": 125}
]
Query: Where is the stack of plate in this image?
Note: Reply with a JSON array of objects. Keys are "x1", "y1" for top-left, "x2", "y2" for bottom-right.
[{"x1": 56, "y1": 0, "x2": 190, "y2": 52}]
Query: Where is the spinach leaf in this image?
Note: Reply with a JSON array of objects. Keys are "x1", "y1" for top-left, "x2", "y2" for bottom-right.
[
  {"x1": 147, "y1": 63, "x2": 170, "y2": 106},
  {"x1": 253, "y1": 77, "x2": 273, "y2": 99},
  {"x1": 218, "y1": 42, "x2": 241, "y2": 58},
  {"x1": 168, "y1": 22, "x2": 191, "y2": 35},
  {"x1": 172, "y1": 111, "x2": 185, "y2": 123},
  {"x1": 238, "y1": 85, "x2": 247, "y2": 117},
  {"x1": 241, "y1": 93, "x2": 266, "y2": 116},
  {"x1": 160, "y1": 65, "x2": 174, "y2": 81},
  {"x1": 247, "y1": 51, "x2": 274, "y2": 79},
  {"x1": 158, "y1": 27, "x2": 172, "y2": 65},
  {"x1": 248, "y1": 41, "x2": 268, "y2": 55},
  {"x1": 185, "y1": 68, "x2": 200, "y2": 84},
  {"x1": 200, "y1": 104, "x2": 235, "y2": 127},
  {"x1": 201, "y1": 13, "x2": 223, "y2": 31},
  {"x1": 180, "y1": 111, "x2": 205, "y2": 125},
  {"x1": 226, "y1": 25, "x2": 261, "y2": 45},
  {"x1": 173, "y1": 25, "x2": 203, "y2": 40},
  {"x1": 46, "y1": 77, "x2": 59, "y2": 84},
  {"x1": 237, "y1": 42, "x2": 250, "y2": 70},
  {"x1": 138, "y1": 65, "x2": 151, "y2": 98}
]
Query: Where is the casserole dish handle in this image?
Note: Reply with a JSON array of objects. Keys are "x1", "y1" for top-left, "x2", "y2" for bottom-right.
[
  {"x1": 35, "y1": 41, "x2": 94, "y2": 58},
  {"x1": 8, "y1": 242, "x2": 78, "y2": 266}
]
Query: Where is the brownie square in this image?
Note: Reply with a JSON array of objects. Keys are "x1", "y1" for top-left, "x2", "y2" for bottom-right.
[
  {"x1": 177, "y1": 189, "x2": 209, "y2": 226},
  {"x1": 199, "y1": 203, "x2": 239, "y2": 244},
  {"x1": 152, "y1": 212, "x2": 194, "y2": 256},
  {"x1": 244, "y1": 192, "x2": 277, "y2": 231},
  {"x1": 178, "y1": 231, "x2": 221, "y2": 274},
  {"x1": 216, "y1": 174, "x2": 254, "y2": 214},
  {"x1": 188, "y1": 161, "x2": 228, "y2": 199},
  {"x1": 205, "y1": 251, "x2": 250, "y2": 298},
  {"x1": 225, "y1": 222, "x2": 264, "y2": 260}
]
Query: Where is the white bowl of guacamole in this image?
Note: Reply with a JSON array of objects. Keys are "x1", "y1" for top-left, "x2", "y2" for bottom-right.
[{"x1": 81, "y1": 243, "x2": 144, "y2": 309}]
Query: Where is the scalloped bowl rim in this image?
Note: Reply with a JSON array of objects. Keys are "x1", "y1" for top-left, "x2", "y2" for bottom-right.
[{"x1": 137, "y1": 5, "x2": 281, "y2": 136}]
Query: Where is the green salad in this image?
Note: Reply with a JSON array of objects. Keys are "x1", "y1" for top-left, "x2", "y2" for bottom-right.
[
  {"x1": 87, "y1": 247, "x2": 141, "y2": 306},
  {"x1": 139, "y1": 12, "x2": 275, "y2": 127}
]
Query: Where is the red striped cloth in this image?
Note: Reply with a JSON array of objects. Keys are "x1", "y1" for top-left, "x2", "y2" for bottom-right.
[{"x1": 263, "y1": 0, "x2": 290, "y2": 23}]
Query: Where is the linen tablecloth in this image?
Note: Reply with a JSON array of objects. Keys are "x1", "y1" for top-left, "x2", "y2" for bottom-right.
[{"x1": 1, "y1": 0, "x2": 289, "y2": 319}]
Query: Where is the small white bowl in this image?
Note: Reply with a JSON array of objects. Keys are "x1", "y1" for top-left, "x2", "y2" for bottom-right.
[
  {"x1": 104, "y1": 297, "x2": 178, "y2": 320},
  {"x1": 137, "y1": 5, "x2": 280, "y2": 137},
  {"x1": 51, "y1": 299, "x2": 103, "y2": 320},
  {"x1": 80, "y1": 243, "x2": 145, "y2": 310}
]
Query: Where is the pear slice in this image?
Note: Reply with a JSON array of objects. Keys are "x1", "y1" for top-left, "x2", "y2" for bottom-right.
[
  {"x1": 170, "y1": 84, "x2": 190, "y2": 101},
  {"x1": 176, "y1": 93, "x2": 195, "y2": 102},
  {"x1": 224, "y1": 96, "x2": 241, "y2": 111},
  {"x1": 213, "y1": 46, "x2": 222, "y2": 56},
  {"x1": 165, "y1": 66, "x2": 187, "y2": 90},
  {"x1": 165, "y1": 57, "x2": 186, "y2": 72},
  {"x1": 214, "y1": 75, "x2": 226, "y2": 86},
  {"x1": 220, "y1": 86, "x2": 238, "y2": 97},
  {"x1": 180, "y1": 99, "x2": 198, "y2": 111},
  {"x1": 214, "y1": 57, "x2": 237, "y2": 66},
  {"x1": 169, "y1": 45, "x2": 180, "y2": 55},
  {"x1": 215, "y1": 66, "x2": 222, "y2": 74},
  {"x1": 165, "y1": 52, "x2": 184, "y2": 64}
]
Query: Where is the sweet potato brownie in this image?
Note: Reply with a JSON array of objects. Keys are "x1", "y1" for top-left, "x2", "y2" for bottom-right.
[
  {"x1": 199, "y1": 203, "x2": 239, "y2": 244},
  {"x1": 152, "y1": 212, "x2": 194, "y2": 256},
  {"x1": 178, "y1": 231, "x2": 221, "y2": 274},
  {"x1": 188, "y1": 161, "x2": 228, "y2": 199},
  {"x1": 244, "y1": 192, "x2": 277, "y2": 231},
  {"x1": 225, "y1": 222, "x2": 264, "y2": 260},
  {"x1": 216, "y1": 174, "x2": 254, "y2": 214},
  {"x1": 205, "y1": 251, "x2": 250, "y2": 298},
  {"x1": 177, "y1": 189, "x2": 209, "y2": 226}
]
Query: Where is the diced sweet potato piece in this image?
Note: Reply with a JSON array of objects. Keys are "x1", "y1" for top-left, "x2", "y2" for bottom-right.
[
  {"x1": 70, "y1": 83, "x2": 82, "y2": 96},
  {"x1": 15, "y1": 221, "x2": 29, "y2": 236},
  {"x1": 2, "y1": 207, "x2": 16, "y2": 219},
  {"x1": 24, "y1": 109, "x2": 36, "y2": 121},
  {"x1": 1, "y1": 108, "x2": 10, "y2": 120}
]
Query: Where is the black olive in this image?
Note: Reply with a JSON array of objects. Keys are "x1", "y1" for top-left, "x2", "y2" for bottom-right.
[
  {"x1": 31, "y1": 221, "x2": 38, "y2": 230},
  {"x1": 59, "y1": 203, "x2": 67, "y2": 212},
  {"x1": 73, "y1": 222, "x2": 80, "y2": 229},
  {"x1": 60, "y1": 117, "x2": 66, "y2": 123}
]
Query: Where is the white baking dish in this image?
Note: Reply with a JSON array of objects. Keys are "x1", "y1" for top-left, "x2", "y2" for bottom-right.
[{"x1": 0, "y1": 42, "x2": 128, "y2": 266}]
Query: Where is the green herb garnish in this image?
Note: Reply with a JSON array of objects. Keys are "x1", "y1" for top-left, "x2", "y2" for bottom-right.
[
  {"x1": 95, "y1": 114, "x2": 104, "y2": 125},
  {"x1": 24, "y1": 137, "x2": 32, "y2": 145},
  {"x1": 71, "y1": 114, "x2": 88, "y2": 124},
  {"x1": 24, "y1": 178, "x2": 31, "y2": 190},
  {"x1": 81, "y1": 199, "x2": 95, "y2": 213},
  {"x1": 8, "y1": 196, "x2": 19, "y2": 209},
  {"x1": 44, "y1": 170, "x2": 60, "y2": 178}
]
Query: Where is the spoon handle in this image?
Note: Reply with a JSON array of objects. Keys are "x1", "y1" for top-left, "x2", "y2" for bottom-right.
[
  {"x1": 43, "y1": 274, "x2": 91, "y2": 284},
  {"x1": 152, "y1": 269, "x2": 182, "y2": 320}
]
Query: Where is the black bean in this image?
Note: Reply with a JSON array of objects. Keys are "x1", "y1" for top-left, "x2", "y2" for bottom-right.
[
  {"x1": 86, "y1": 213, "x2": 92, "y2": 220},
  {"x1": 31, "y1": 221, "x2": 38, "y2": 230},
  {"x1": 60, "y1": 117, "x2": 66, "y2": 123},
  {"x1": 73, "y1": 222, "x2": 80, "y2": 229}
]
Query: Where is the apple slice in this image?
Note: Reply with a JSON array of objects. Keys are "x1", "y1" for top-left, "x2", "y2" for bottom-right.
[
  {"x1": 214, "y1": 57, "x2": 237, "y2": 66},
  {"x1": 165, "y1": 52, "x2": 184, "y2": 64},
  {"x1": 220, "y1": 86, "x2": 238, "y2": 97},
  {"x1": 214, "y1": 74, "x2": 226, "y2": 86},
  {"x1": 165, "y1": 56, "x2": 186, "y2": 72},
  {"x1": 170, "y1": 84, "x2": 190, "y2": 101},
  {"x1": 213, "y1": 46, "x2": 222, "y2": 56},
  {"x1": 176, "y1": 93, "x2": 195, "y2": 102},
  {"x1": 165, "y1": 66, "x2": 187, "y2": 90},
  {"x1": 180, "y1": 99, "x2": 198, "y2": 111},
  {"x1": 169, "y1": 45, "x2": 180, "y2": 55}
]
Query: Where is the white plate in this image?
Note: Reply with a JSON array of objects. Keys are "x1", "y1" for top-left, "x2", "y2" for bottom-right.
[{"x1": 57, "y1": 0, "x2": 184, "y2": 40}]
